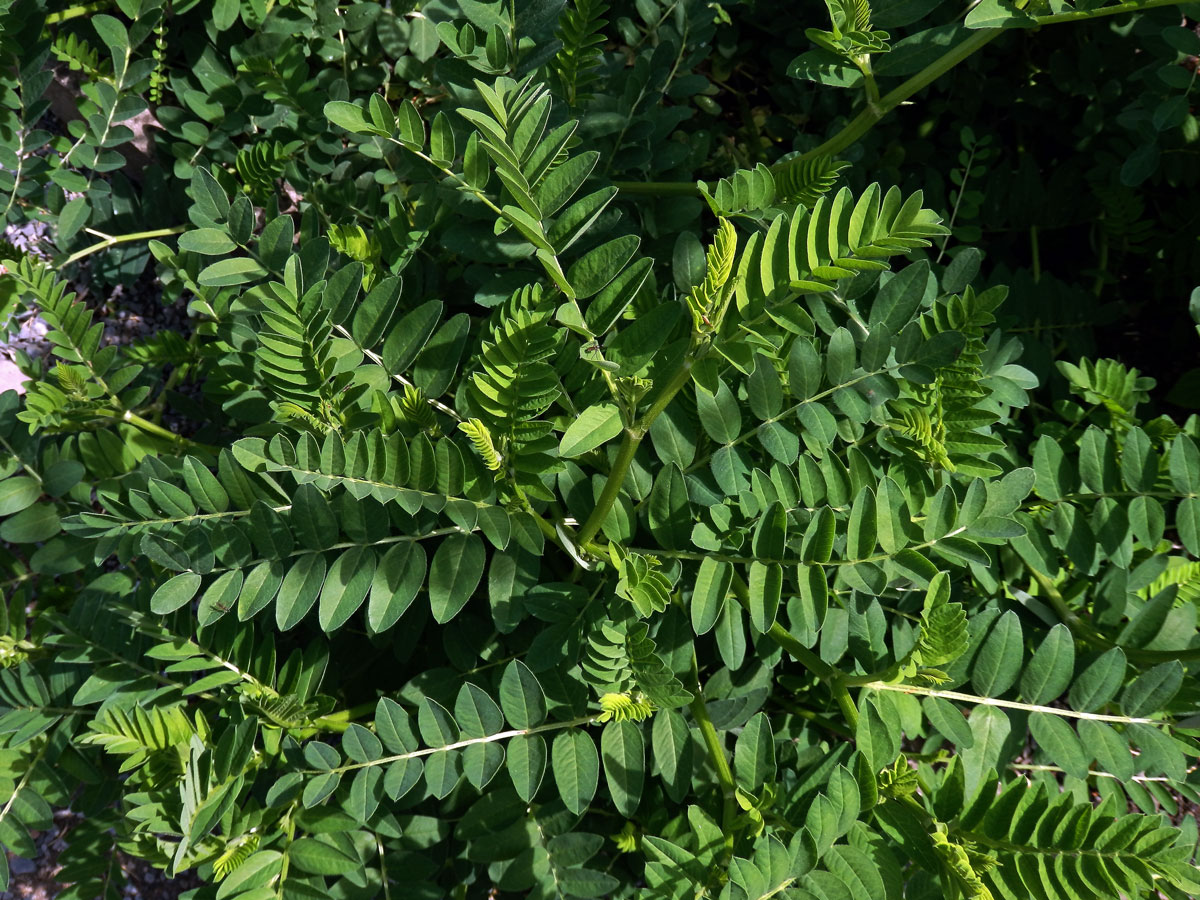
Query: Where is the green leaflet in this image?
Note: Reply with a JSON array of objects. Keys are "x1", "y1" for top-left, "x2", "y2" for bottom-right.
[
  {"x1": 318, "y1": 546, "x2": 376, "y2": 631},
  {"x1": 922, "y1": 696, "x2": 973, "y2": 748},
  {"x1": 648, "y1": 463, "x2": 690, "y2": 550},
  {"x1": 971, "y1": 610, "x2": 1022, "y2": 697},
  {"x1": 368, "y1": 542, "x2": 426, "y2": 633},
  {"x1": 287, "y1": 838, "x2": 360, "y2": 875},
  {"x1": 1029, "y1": 712, "x2": 1088, "y2": 779},
  {"x1": 150, "y1": 572, "x2": 202, "y2": 614},
  {"x1": 553, "y1": 730, "x2": 600, "y2": 816},
  {"x1": 856, "y1": 696, "x2": 899, "y2": 772},
  {"x1": 499, "y1": 660, "x2": 547, "y2": 729},
  {"x1": 697, "y1": 380, "x2": 742, "y2": 445},
  {"x1": 506, "y1": 734, "x2": 547, "y2": 802},
  {"x1": 276, "y1": 552, "x2": 327, "y2": 631},
  {"x1": 747, "y1": 560, "x2": 782, "y2": 633},
  {"x1": 691, "y1": 558, "x2": 732, "y2": 635},
  {"x1": 382, "y1": 299, "x2": 444, "y2": 374},
  {"x1": 4, "y1": 9, "x2": 1200, "y2": 900},
  {"x1": 600, "y1": 720, "x2": 645, "y2": 817},
  {"x1": 734, "y1": 712, "x2": 776, "y2": 791},
  {"x1": 1068, "y1": 647, "x2": 1127, "y2": 712},
  {"x1": 559, "y1": 403, "x2": 623, "y2": 457},
  {"x1": 1121, "y1": 660, "x2": 1183, "y2": 717},
  {"x1": 428, "y1": 533, "x2": 486, "y2": 623},
  {"x1": 1019, "y1": 624, "x2": 1075, "y2": 705},
  {"x1": 651, "y1": 709, "x2": 693, "y2": 801}
]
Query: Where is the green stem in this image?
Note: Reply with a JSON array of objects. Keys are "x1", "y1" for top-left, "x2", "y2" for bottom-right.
[
  {"x1": 858, "y1": 55, "x2": 881, "y2": 109},
  {"x1": 773, "y1": 696, "x2": 854, "y2": 739},
  {"x1": 1030, "y1": 568, "x2": 1200, "y2": 663},
  {"x1": 639, "y1": 353, "x2": 697, "y2": 429},
  {"x1": 688, "y1": 684, "x2": 737, "y2": 859},
  {"x1": 1034, "y1": 0, "x2": 1185, "y2": 23},
  {"x1": 576, "y1": 429, "x2": 643, "y2": 548},
  {"x1": 825, "y1": 0, "x2": 1184, "y2": 152},
  {"x1": 615, "y1": 0, "x2": 1189, "y2": 198},
  {"x1": 62, "y1": 226, "x2": 186, "y2": 267},
  {"x1": 796, "y1": 29, "x2": 1000, "y2": 164},
  {"x1": 720, "y1": 570, "x2": 835, "y2": 680},
  {"x1": 610, "y1": 180, "x2": 705, "y2": 197},
  {"x1": 312, "y1": 701, "x2": 377, "y2": 734},
  {"x1": 1029, "y1": 569, "x2": 1108, "y2": 645},
  {"x1": 765, "y1": 622, "x2": 836, "y2": 681},
  {"x1": 830, "y1": 678, "x2": 860, "y2": 732},
  {"x1": 278, "y1": 808, "x2": 297, "y2": 898},
  {"x1": 725, "y1": 571, "x2": 860, "y2": 727},
  {"x1": 528, "y1": 508, "x2": 561, "y2": 545},
  {"x1": 395, "y1": 142, "x2": 575, "y2": 299},
  {"x1": 44, "y1": 1, "x2": 109, "y2": 24},
  {"x1": 116, "y1": 409, "x2": 219, "y2": 454},
  {"x1": 575, "y1": 347, "x2": 700, "y2": 547}
]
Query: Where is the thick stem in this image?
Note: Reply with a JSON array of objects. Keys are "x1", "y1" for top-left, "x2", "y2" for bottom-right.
[
  {"x1": 312, "y1": 701, "x2": 377, "y2": 734},
  {"x1": 278, "y1": 809, "x2": 297, "y2": 897},
  {"x1": 639, "y1": 356, "x2": 696, "y2": 429},
  {"x1": 811, "y1": 0, "x2": 1185, "y2": 160},
  {"x1": 614, "y1": 1, "x2": 1189, "y2": 199},
  {"x1": 689, "y1": 686, "x2": 738, "y2": 858},
  {"x1": 611, "y1": 180, "x2": 704, "y2": 197},
  {"x1": 119, "y1": 410, "x2": 219, "y2": 454},
  {"x1": 575, "y1": 429, "x2": 643, "y2": 548},
  {"x1": 1035, "y1": 0, "x2": 1185, "y2": 23},
  {"x1": 765, "y1": 622, "x2": 835, "y2": 681},
  {"x1": 858, "y1": 55, "x2": 881, "y2": 109},
  {"x1": 795, "y1": 29, "x2": 1000, "y2": 164},
  {"x1": 724, "y1": 571, "x2": 859, "y2": 727},
  {"x1": 1030, "y1": 569, "x2": 1108, "y2": 645},
  {"x1": 770, "y1": 621, "x2": 860, "y2": 729},
  {"x1": 574, "y1": 348, "x2": 699, "y2": 547},
  {"x1": 773, "y1": 696, "x2": 854, "y2": 739},
  {"x1": 62, "y1": 226, "x2": 186, "y2": 267},
  {"x1": 1030, "y1": 568, "x2": 1200, "y2": 663},
  {"x1": 830, "y1": 678, "x2": 860, "y2": 732},
  {"x1": 44, "y1": 1, "x2": 109, "y2": 24}
]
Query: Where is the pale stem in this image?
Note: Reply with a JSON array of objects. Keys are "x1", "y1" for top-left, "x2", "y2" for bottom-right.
[{"x1": 863, "y1": 682, "x2": 1158, "y2": 724}]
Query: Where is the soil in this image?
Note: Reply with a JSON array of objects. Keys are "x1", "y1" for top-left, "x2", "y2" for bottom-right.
[
  {"x1": 2, "y1": 813, "x2": 201, "y2": 900},
  {"x1": 1, "y1": 212, "x2": 198, "y2": 900}
]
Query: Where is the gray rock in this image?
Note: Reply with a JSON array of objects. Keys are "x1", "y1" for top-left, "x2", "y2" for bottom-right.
[{"x1": 7, "y1": 855, "x2": 35, "y2": 875}]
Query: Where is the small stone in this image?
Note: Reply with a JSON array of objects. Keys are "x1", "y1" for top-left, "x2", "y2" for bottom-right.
[
  {"x1": 0, "y1": 358, "x2": 25, "y2": 395},
  {"x1": 8, "y1": 855, "x2": 35, "y2": 875}
]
